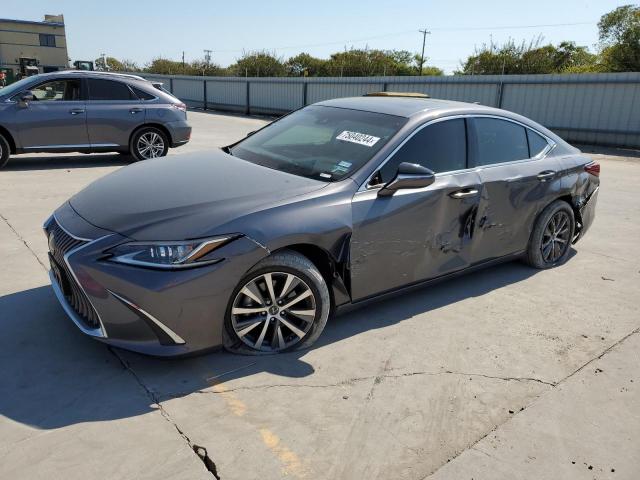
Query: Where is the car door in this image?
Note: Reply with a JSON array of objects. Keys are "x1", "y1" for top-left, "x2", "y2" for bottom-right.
[
  {"x1": 468, "y1": 116, "x2": 563, "y2": 263},
  {"x1": 350, "y1": 117, "x2": 483, "y2": 301},
  {"x1": 13, "y1": 78, "x2": 88, "y2": 149},
  {"x1": 85, "y1": 78, "x2": 144, "y2": 148}
]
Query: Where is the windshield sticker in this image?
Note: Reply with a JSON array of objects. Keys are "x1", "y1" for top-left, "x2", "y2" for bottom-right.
[
  {"x1": 336, "y1": 131, "x2": 380, "y2": 147},
  {"x1": 319, "y1": 172, "x2": 332, "y2": 179},
  {"x1": 331, "y1": 160, "x2": 353, "y2": 174}
]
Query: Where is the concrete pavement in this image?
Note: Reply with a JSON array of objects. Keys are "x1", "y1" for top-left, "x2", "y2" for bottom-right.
[{"x1": 0, "y1": 111, "x2": 638, "y2": 479}]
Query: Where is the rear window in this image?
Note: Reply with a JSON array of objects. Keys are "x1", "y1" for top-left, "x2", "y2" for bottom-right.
[
  {"x1": 474, "y1": 118, "x2": 529, "y2": 166},
  {"x1": 88, "y1": 79, "x2": 135, "y2": 101},
  {"x1": 527, "y1": 129, "x2": 549, "y2": 157},
  {"x1": 131, "y1": 86, "x2": 156, "y2": 100}
]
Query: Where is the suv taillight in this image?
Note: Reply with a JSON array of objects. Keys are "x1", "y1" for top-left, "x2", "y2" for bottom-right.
[
  {"x1": 172, "y1": 102, "x2": 187, "y2": 113},
  {"x1": 584, "y1": 161, "x2": 600, "y2": 177}
]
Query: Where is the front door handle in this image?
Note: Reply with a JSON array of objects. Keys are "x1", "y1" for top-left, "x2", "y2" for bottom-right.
[
  {"x1": 69, "y1": 108, "x2": 85, "y2": 115},
  {"x1": 449, "y1": 188, "x2": 479, "y2": 199},
  {"x1": 130, "y1": 108, "x2": 143, "y2": 114},
  {"x1": 537, "y1": 170, "x2": 556, "y2": 181}
]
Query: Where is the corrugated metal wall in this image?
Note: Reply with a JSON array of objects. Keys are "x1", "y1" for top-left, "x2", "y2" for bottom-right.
[{"x1": 138, "y1": 72, "x2": 640, "y2": 148}]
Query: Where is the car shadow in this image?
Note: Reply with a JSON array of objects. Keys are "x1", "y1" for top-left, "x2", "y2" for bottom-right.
[
  {"x1": 0, "y1": 255, "x2": 562, "y2": 430},
  {"x1": 3, "y1": 153, "x2": 130, "y2": 171}
]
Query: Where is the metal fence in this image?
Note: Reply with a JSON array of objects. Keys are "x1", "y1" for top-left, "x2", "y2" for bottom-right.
[{"x1": 138, "y1": 72, "x2": 640, "y2": 148}]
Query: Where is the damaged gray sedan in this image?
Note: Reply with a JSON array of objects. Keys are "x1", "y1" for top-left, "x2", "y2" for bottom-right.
[{"x1": 45, "y1": 93, "x2": 600, "y2": 356}]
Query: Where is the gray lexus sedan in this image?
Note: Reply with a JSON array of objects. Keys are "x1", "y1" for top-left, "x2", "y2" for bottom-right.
[
  {"x1": 0, "y1": 71, "x2": 191, "y2": 168},
  {"x1": 44, "y1": 94, "x2": 599, "y2": 356}
]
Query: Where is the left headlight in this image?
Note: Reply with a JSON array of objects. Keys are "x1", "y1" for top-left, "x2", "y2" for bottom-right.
[{"x1": 106, "y1": 236, "x2": 236, "y2": 269}]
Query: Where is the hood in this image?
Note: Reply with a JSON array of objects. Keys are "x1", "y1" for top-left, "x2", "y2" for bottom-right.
[{"x1": 70, "y1": 150, "x2": 327, "y2": 240}]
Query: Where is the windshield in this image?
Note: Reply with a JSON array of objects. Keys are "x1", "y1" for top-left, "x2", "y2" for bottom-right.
[
  {"x1": 0, "y1": 76, "x2": 35, "y2": 99},
  {"x1": 229, "y1": 105, "x2": 406, "y2": 181}
]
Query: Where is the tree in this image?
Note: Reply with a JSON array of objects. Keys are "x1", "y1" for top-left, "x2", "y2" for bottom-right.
[
  {"x1": 94, "y1": 56, "x2": 128, "y2": 71},
  {"x1": 457, "y1": 38, "x2": 598, "y2": 75},
  {"x1": 229, "y1": 51, "x2": 286, "y2": 77},
  {"x1": 285, "y1": 53, "x2": 328, "y2": 76},
  {"x1": 598, "y1": 4, "x2": 640, "y2": 72}
]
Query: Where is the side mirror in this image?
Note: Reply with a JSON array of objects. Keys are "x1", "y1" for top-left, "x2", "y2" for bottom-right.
[
  {"x1": 19, "y1": 91, "x2": 34, "y2": 106},
  {"x1": 378, "y1": 162, "x2": 435, "y2": 197}
]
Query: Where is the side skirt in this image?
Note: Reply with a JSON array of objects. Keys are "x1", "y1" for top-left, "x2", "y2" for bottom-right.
[{"x1": 337, "y1": 251, "x2": 525, "y2": 315}]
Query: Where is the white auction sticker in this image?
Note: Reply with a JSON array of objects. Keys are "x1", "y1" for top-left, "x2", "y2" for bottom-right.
[{"x1": 336, "y1": 130, "x2": 380, "y2": 147}]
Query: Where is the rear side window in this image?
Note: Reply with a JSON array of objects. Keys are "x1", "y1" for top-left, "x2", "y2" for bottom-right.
[
  {"x1": 378, "y1": 118, "x2": 467, "y2": 183},
  {"x1": 88, "y1": 79, "x2": 135, "y2": 101},
  {"x1": 527, "y1": 129, "x2": 549, "y2": 157},
  {"x1": 131, "y1": 86, "x2": 156, "y2": 100},
  {"x1": 474, "y1": 118, "x2": 529, "y2": 166}
]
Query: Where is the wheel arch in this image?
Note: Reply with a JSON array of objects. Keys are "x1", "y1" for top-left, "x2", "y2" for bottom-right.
[
  {"x1": 0, "y1": 125, "x2": 16, "y2": 154},
  {"x1": 273, "y1": 240, "x2": 352, "y2": 308},
  {"x1": 130, "y1": 123, "x2": 173, "y2": 147}
]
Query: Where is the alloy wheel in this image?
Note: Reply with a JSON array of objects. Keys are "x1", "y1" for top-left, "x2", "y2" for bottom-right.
[
  {"x1": 231, "y1": 272, "x2": 317, "y2": 352},
  {"x1": 541, "y1": 211, "x2": 571, "y2": 263},
  {"x1": 137, "y1": 132, "x2": 165, "y2": 159}
]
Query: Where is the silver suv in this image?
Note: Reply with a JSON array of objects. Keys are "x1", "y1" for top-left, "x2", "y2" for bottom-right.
[{"x1": 0, "y1": 71, "x2": 191, "y2": 168}]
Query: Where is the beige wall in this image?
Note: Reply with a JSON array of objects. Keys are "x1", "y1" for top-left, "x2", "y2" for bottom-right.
[{"x1": 0, "y1": 18, "x2": 69, "y2": 75}]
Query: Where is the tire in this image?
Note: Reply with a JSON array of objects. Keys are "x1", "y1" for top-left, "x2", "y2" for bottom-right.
[
  {"x1": 525, "y1": 200, "x2": 575, "y2": 269},
  {"x1": 223, "y1": 250, "x2": 331, "y2": 355},
  {"x1": 0, "y1": 133, "x2": 10, "y2": 169},
  {"x1": 129, "y1": 127, "x2": 169, "y2": 161}
]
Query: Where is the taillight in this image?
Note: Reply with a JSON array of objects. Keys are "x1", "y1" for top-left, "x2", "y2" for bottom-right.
[
  {"x1": 172, "y1": 102, "x2": 187, "y2": 113},
  {"x1": 584, "y1": 161, "x2": 600, "y2": 177}
]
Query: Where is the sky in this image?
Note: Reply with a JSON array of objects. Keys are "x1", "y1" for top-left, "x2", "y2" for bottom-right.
[{"x1": 3, "y1": 0, "x2": 634, "y2": 74}]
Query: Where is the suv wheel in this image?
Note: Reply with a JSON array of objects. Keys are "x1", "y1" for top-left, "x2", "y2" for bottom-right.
[
  {"x1": 0, "y1": 134, "x2": 10, "y2": 169},
  {"x1": 130, "y1": 127, "x2": 169, "y2": 161},
  {"x1": 223, "y1": 250, "x2": 331, "y2": 354}
]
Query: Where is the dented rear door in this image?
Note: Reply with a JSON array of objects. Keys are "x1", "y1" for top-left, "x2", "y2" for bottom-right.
[
  {"x1": 350, "y1": 169, "x2": 482, "y2": 301},
  {"x1": 468, "y1": 117, "x2": 564, "y2": 263}
]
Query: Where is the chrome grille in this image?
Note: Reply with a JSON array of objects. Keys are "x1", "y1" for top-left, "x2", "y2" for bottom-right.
[{"x1": 47, "y1": 219, "x2": 101, "y2": 330}]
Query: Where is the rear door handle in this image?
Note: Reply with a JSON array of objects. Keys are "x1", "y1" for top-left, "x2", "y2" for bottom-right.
[
  {"x1": 537, "y1": 170, "x2": 556, "y2": 181},
  {"x1": 130, "y1": 108, "x2": 143, "y2": 114},
  {"x1": 449, "y1": 188, "x2": 479, "y2": 199},
  {"x1": 69, "y1": 108, "x2": 85, "y2": 115}
]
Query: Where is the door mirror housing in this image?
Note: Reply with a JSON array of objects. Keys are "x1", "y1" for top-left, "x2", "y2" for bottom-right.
[
  {"x1": 378, "y1": 162, "x2": 435, "y2": 197},
  {"x1": 19, "y1": 91, "x2": 34, "y2": 106}
]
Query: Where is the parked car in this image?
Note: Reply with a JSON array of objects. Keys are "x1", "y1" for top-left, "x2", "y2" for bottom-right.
[
  {"x1": 44, "y1": 94, "x2": 599, "y2": 356},
  {"x1": 0, "y1": 71, "x2": 191, "y2": 168}
]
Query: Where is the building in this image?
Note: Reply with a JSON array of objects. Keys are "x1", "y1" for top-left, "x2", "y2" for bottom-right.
[{"x1": 0, "y1": 14, "x2": 69, "y2": 83}]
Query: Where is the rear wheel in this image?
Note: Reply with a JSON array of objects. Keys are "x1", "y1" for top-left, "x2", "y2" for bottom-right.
[
  {"x1": 525, "y1": 200, "x2": 575, "y2": 269},
  {"x1": 224, "y1": 250, "x2": 330, "y2": 354},
  {"x1": 130, "y1": 127, "x2": 169, "y2": 161},
  {"x1": 0, "y1": 134, "x2": 10, "y2": 169}
]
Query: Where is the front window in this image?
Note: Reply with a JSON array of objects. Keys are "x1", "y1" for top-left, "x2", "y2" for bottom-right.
[
  {"x1": 31, "y1": 79, "x2": 81, "y2": 101},
  {"x1": 229, "y1": 106, "x2": 406, "y2": 181}
]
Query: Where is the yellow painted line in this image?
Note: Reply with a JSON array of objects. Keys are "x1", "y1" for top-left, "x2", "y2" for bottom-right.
[{"x1": 211, "y1": 382, "x2": 311, "y2": 477}]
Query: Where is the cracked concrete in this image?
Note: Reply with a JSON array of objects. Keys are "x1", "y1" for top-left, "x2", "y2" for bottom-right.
[{"x1": 1, "y1": 112, "x2": 639, "y2": 479}]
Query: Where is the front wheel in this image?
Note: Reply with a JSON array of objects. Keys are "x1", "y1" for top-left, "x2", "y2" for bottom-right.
[
  {"x1": 130, "y1": 127, "x2": 169, "y2": 161},
  {"x1": 525, "y1": 200, "x2": 575, "y2": 269},
  {"x1": 224, "y1": 250, "x2": 330, "y2": 354},
  {"x1": 0, "y1": 134, "x2": 10, "y2": 169}
]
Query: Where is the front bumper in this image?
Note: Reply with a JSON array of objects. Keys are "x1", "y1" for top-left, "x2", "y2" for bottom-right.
[{"x1": 45, "y1": 203, "x2": 268, "y2": 356}]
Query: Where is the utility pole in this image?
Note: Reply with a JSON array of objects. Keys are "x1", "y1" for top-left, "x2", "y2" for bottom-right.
[
  {"x1": 182, "y1": 51, "x2": 185, "y2": 69},
  {"x1": 204, "y1": 49, "x2": 212, "y2": 66},
  {"x1": 418, "y1": 29, "x2": 431, "y2": 76}
]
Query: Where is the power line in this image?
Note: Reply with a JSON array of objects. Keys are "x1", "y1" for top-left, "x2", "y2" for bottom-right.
[{"x1": 211, "y1": 21, "x2": 597, "y2": 54}]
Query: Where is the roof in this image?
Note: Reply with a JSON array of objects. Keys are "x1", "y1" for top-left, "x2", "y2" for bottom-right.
[
  {"x1": 0, "y1": 18, "x2": 64, "y2": 27},
  {"x1": 315, "y1": 96, "x2": 493, "y2": 118},
  {"x1": 36, "y1": 70, "x2": 147, "y2": 82}
]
